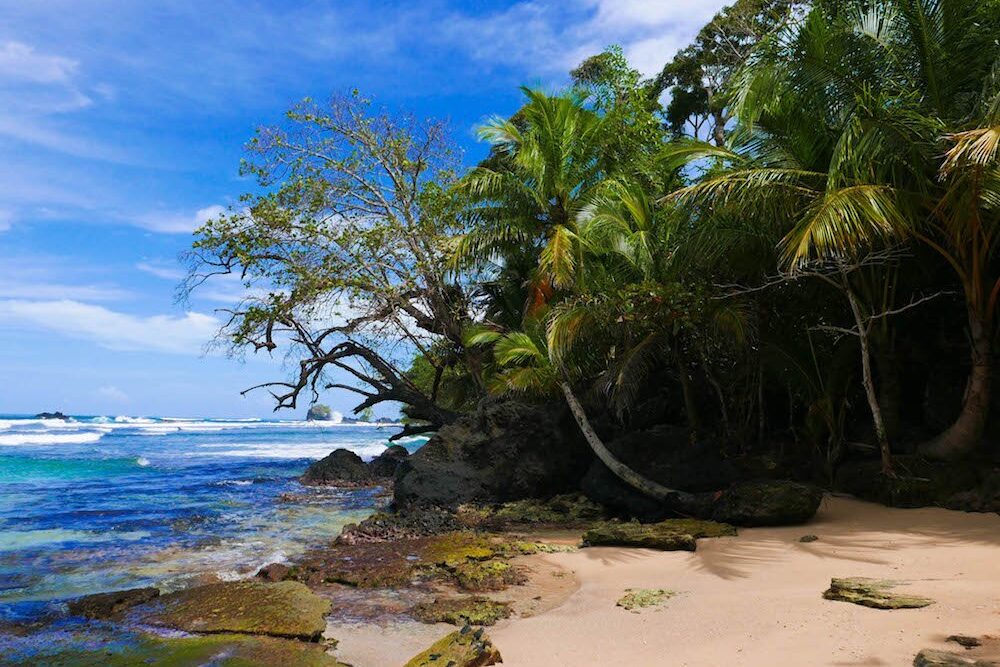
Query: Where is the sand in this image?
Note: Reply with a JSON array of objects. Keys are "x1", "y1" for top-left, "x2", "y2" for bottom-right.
[{"x1": 332, "y1": 496, "x2": 1000, "y2": 666}]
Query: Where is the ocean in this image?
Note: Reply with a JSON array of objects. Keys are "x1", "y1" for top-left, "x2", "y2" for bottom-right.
[{"x1": 0, "y1": 414, "x2": 424, "y2": 622}]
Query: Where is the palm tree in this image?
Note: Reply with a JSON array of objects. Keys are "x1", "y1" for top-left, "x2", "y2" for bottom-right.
[{"x1": 668, "y1": 0, "x2": 1000, "y2": 459}]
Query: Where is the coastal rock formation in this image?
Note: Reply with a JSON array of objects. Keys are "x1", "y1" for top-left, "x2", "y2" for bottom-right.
[
  {"x1": 403, "y1": 626, "x2": 502, "y2": 667},
  {"x1": 305, "y1": 404, "x2": 333, "y2": 421},
  {"x1": 300, "y1": 448, "x2": 374, "y2": 486},
  {"x1": 582, "y1": 518, "x2": 736, "y2": 551},
  {"x1": 822, "y1": 577, "x2": 934, "y2": 609},
  {"x1": 394, "y1": 401, "x2": 590, "y2": 508},
  {"x1": 712, "y1": 480, "x2": 823, "y2": 526},
  {"x1": 135, "y1": 580, "x2": 331, "y2": 642},
  {"x1": 368, "y1": 444, "x2": 410, "y2": 478},
  {"x1": 455, "y1": 493, "x2": 608, "y2": 530},
  {"x1": 411, "y1": 597, "x2": 512, "y2": 626},
  {"x1": 67, "y1": 587, "x2": 160, "y2": 620},
  {"x1": 33, "y1": 411, "x2": 69, "y2": 420},
  {"x1": 914, "y1": 649, "x2": 997, "y2": 666}
]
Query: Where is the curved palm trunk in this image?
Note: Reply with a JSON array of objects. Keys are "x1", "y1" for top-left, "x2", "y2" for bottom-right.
[
  {"x1": 921, "y1": 310, "x2": 991, "y2": 460},
  {"x1": 560, "y1": 382, "x2": 692, "y2": 502}
]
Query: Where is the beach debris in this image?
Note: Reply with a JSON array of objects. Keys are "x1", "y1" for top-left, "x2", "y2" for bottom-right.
[
  {"x1": 913, "y1": 648, "x2": 997, "y2": 666},
  {"x1": 949, "y1": 636, "x2": 984, "y2": 649},
  {"x1": 582, "y1": 518, "x2": 736, "y2": 551},
  {"x1": 66, "y1": 586, "x2": 160, "y2": 620},
  {"x1": 403, "y1": 625, "x2": 502, "y2": 667},
  {"x1": 799, "y1": 534, "x2": 819, "y2": 543},
  {"x1": 134, "y1": 580, "x2": 331, "y2": 642},
  {"x1": 411, "y1": 597, "x2": 512, "y2": 626},
  {"x1": 616, "y1": 588, "x2": 675, "y2": 612},
  {"x1": 822, "y1": 577, "x2": 934, "y2": 609}
]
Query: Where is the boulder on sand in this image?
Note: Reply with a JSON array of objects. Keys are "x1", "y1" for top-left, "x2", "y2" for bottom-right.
[
  {"x1": 913, "y1": 649, "x2": 997, "y2": 666},
  {"x1": 712, "y1": 480, "x2": 823, "y2": 526},
  {"x1": 300, "y1": 448, "x2": 374, "y2": 487},
  {"x1": 67, "y1": 587, "x2": 160, "y2": 620},
  {"x1": 582, "y1": 518, "x2": 736, "y2": 551},
  {"x1": 403, "y1": 626, "x2": 502, "y2": 667},
  {"x1": 394, "y1": 401, "x2": 590, "y2": 508},
  {"x1": 823, "y1": 577, "x2": 934, "y2": 609}
]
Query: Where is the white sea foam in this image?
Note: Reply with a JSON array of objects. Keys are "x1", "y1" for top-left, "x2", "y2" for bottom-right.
[
  {"x1": 0, "y1": 432, "x2": 104, "y2": 446},
  {"x1": 136, "y1": 457, "x2": 151, "y2": 467},
  {"x1": 204, "y1": 440, "x2": 389, "y2": 460}
]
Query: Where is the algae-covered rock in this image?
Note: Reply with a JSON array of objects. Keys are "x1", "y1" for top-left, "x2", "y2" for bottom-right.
[
  {"x1": 1, "y1": 631, "x2": 346, "y2": 667},
  {"x1": 712, "y1": 480, "x2": 822, "y2": 526},
  {"x1": 136, "y1": 580, "x2": 331, "y2": 641},
  {"x1": 300, "y1": 448, "x2": 374, "y2": 486},
  {"x1": 403, "y1": 626, "x2": 502, "y2": 667},
  {"x1": 616, "y1": 588, "x2": 675, "y2": 612},
  {"x1": 458, "y1": 493, "x2": 608, "y2": 530},
  {"x1": 453, "y1": 559, "x2": 526, "y2": 592},
  {"x1": 421, "y1": 532, "x2": 499, "y2": 568},
  {"x1": 914, "y1": 649, "x2": 997, "y2": 666},
  {"x1": 582, "y1": 518, "x2": 736, "y2": 551},
  {"x1": 411, "y1": 597, "x2": 512, "y2": 626},
  {"x1": 66, "y1": 586, "x2": 159, "y2": 620},
  {"x1": 823, "y1": 577, "x2": 934, "y2": 609}
]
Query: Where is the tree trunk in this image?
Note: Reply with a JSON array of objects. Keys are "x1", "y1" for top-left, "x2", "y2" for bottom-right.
[
  {"x1": 676, "y1": 353, "x2": 701, "y2": 434},
  {"x1": 874, "y1": 348, "x2": 902, "y2": 440},
  {"x1": 920, "y1": 310, "x2": 992, "y2": 459},
  {"x1": 560, "y1": 382, "x2": 693, "y2": 503},
  {"x1": 711, "y1": 109, "x2": 726, "y2": 147}
]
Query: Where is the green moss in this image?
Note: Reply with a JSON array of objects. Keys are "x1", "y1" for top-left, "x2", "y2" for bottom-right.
[
  {"x1": 510, "y1": 541, "x2": 577, "y2": 555},
  {"x1": 823, "y1": 577, "x2": 934, "y2": 609},
  {"x1": 136, "y1": 581, "x2": 331, "y2": 642},
  {"x1": 453, "y1": 560, "x2": 526, "y2": 592},
  {"x1": 403, "y1": 626, "x2": 502, "y2": 667},
  {"x1": 421, "y1": 532, "x2": 500, "y2": 568},
  {"x1": 1, "y1": 632, "x2": 346, "y2": 667},
  {"x1": 616, "y1": 589, "x2": 675, "y2": 611},
  {"x1": 457, "y1": 494, "x2": 607, "y2": 530},
  {"x1": 411, "y1": 597, "x2": 512, "y2": 626},
  {"x1": 582, "y1": 519, "x2": 735, "y2": 551}
]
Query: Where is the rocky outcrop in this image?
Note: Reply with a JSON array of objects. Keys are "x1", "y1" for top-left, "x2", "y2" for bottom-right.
[
  {"x1": 34, "y1": 411, "x2": 69, "y2": 420},
  {"x1": 305, "y1": 404, "x2": 333, "y2": 421},
  {"x1": 403, "y1": 626, "x2": 502, "y2": 667},
  {"x1": 712, "y1": 480, "x2": 823, "y2": 526},
  {"x1": 67, "y1": 587, "x2": 160, "y2": 620},
  {"x1": 300, "y1": 449, "x2": 374, "y2": 486},
  {"x1": 134, "y1": 580, "x2": 331, "y2": 642},
  {"x1": 368, "y1": 444, "x2": 409, "y2": 479},
  {"x1": 394, "y1": 401, "x2": 590, "y2": 509},
  {"x1": 836, "y1": 457, "x2": 982, "y2": 508},
  {"x1": 582, "y1": 518, "x2": 736, "y2": 551},
  {"x1": 822, "y1": 577, "x2": 934, "y2": 609}
]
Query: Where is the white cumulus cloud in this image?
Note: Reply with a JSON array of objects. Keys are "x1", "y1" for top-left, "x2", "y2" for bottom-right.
[{"x1": 135, "y1": 204, "x2": 226, "y2": 234}]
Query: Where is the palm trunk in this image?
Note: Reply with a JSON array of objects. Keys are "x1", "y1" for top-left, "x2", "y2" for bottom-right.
[
  {"x1": 920, "y1": 309, "x2": 992, "y2": 459},
  {"x1": 560, "y1": 382, "x2": 692, "y2": 502},
  {"x1": 676, "y1": 354, "x2": 700, "y2": 434}
]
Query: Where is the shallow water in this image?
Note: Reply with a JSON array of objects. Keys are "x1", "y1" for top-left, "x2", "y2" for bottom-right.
[{"x1": 0, "y1": 414, "x2": 427, "y2": 621}]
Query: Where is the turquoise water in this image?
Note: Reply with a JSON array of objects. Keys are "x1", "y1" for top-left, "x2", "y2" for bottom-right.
[{"x1": 0, "y1": 415, "x2": 426, "y2": 621}]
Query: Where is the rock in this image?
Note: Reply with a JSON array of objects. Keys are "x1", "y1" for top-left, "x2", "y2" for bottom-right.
[
  {"x1": 305, "y1": 404, "x2": 333, "y2": 421},
  {"x1": 411, "y1": 597, "x2": 512, "y2": 626},
  {"x1": 945, "y1": 469, "x2": 1000, "y2": 514},
  {"x1": 616, "y1": 588, "x2": 675, "y2": 611},
  {"x1": 66, "y1": 587, "x2": 160, "y2": 620},
  {"x1": 914, "y1": 649, "x2": 997, "y2": 666},
  {"x1": 337, "y1": 506, "x2": 463, "y2": 544},
  {"x1": 300, "y1": 448, "x2": 374, "y2": 487},
  {"x1": 582, "y1": 518, "x2": 736, "y2": 551},
  {"x1": 135, "y1": 580, "x2": 331, "y2": 642},
  {"x1": 257, "y1": 563, "x2": 291, "y2": 582},
  {"x1": 822, "y1": 577, "x2": 934, "y2": 609},
  {"x1": 368, "y1": 444, "x2": 410, "y2": 478},
  {"x1": 456, "y1": 493, "x2": 608, "y2": 530},
  {"x1": 836, "y1": 456, "x2": 982, "y2": 508},
  {"x1": 948, "y1": 636, "x2": 984, "y2": 649},
  {"x1": 394, "y1": 401, "x2": 590, "y2": 509},
  {"x1": 800, "y1": 534, "x2": 819, "y2": 543},
  {"x1": 403, "y1": 626, "x2": 502, "y2": 667},
  {"x1": 34, "y1": 411, "x2": 69, "y2": 420},
  {"x1": 453, "y1": 560, "x2": 526, "y2": 592},
  {"x1": 712, "y1": 480, "x2": 823, "y2": 526}
]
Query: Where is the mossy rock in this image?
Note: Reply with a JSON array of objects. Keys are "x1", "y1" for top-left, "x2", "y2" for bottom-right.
[
  {"x1": 453, "y1": 559, "x2": 526, "y2": 592},
  {"x1": 582, "y1": 518, "x2": 735, "y2": 551},
  {"x1": 616, "y1": 588, "x2": 675, "y2": 612},
  {"x1": 288, "y1": 537, "x2": 427, "y2": 588},
  {"x1": 403, "y1": 626, "x2": 502, "y2": 667},
  {"x1": 135, "y1": 580, "x2": 331, "y2": 641},
  {"x1": 411, "y1": 597, "x2": 512, "y2": 626},
  {"x1": 421, "y1": 532, "x2": 500, "y2": 568},
  {"x1": 458, "y1": 494, "x2": 608, "y2": 529},
  {"x1": 822, "y1": 577, "x2": 934, "y2": 609},
  {"x1": 510, "y1": 541, "x2": 577, "y2": 555},
  {"x1": 0, "y1": 631, "x2": 346, "y2": 667},
  {"x1": 913, "y1": 648, "x2": 997, "y2": 666},
  {"x1": 67, "y1": 587, "x2": 160, "y2": 620}
]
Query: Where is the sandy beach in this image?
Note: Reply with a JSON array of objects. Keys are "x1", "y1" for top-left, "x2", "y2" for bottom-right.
[{"x1": 333, "y1": 496, "x2": 1000, "y2": 666}]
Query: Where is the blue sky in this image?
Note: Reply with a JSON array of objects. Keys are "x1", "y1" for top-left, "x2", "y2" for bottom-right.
[{"x1": 0, "y1": 0, "x2": 728, "y2": 418}]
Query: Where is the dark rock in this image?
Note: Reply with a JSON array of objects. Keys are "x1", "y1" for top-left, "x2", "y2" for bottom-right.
[
  {"x1": 300, "y1": 448, "x2": 374, "y2": 487},
  {"x1": 914, "y1": 649, "x2": 997, "y2": 666},
  {"x1": 799, "y1": 534, "x2": 819, "y2": 543},
  {"x1": 257, "y1": 563, "x2": 291, "y2": 582},
  {"x1": 34, "y1": 411, "x2": 69, "y2": 420},
  {"x1": 836, "y1": 456, "x2": 982, "y2": 508},
  {"x1": 67, "y1": 587, "x2": 160, "y2": 620},
  {"x1": 945, "y1": 469, "x2": 1000, "y2": 514},
  {"x1": 305, "y1": 404, "x2": 333, "y2": 421},
  {"x1": 337, "y1": 506, "x2": 462, "y2": 544},
  {"x1": 582, "y1": 518, "x2": 736, "y2": 551},
  {"x1": 456, "y1": 493, "x2": 609, "y2": 530},
  {"x1": 712, "y1": 480, "x2": 823, "y2": 526},
  {"x1": 822, "y1": 577, "x2": 934, "y2": 609},
  {"x1": 403, "y1": 626, "x2": 502, "y2": 667},
  {"x1": 394, "y1": 401, "x2": 590, "y2": 509},
  {"x1": 948, "y1": 636, "x2": 983, "y2": 649},
  {"x1": 368, "y1": 445, "x2": 410, "y2": 479}
]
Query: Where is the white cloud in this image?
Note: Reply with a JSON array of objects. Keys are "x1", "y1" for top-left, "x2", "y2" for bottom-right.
[
  {"x1": 0, "y1": 299, "x2": 220, "y2": 354},
  {"x1": 0, "y1": 253, "x2": 131, "y2": 301},
  {"x1": 0, "y1": 41, "x2": 79, "y2": 85},
  {"x1": 135, "y1": 204, "x2": 226, "y2": 234},
  {"x1": 0, "y1": 281, "x2": 130, "y2": 301},
  {"x1": 97, "y1": 385, "x2": 129, "y2": 403},
  {"x1": 136, "y1": 261, "x2": 185, "y2": 281}
]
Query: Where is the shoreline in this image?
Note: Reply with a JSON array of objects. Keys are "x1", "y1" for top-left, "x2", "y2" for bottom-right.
[{"x1": 326, "y1": 495, "x2": 999, "y2": 666}]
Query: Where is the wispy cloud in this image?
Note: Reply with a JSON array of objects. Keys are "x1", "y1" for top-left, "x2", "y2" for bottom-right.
[
  {"x1": 134, "y1": 205, "x2": 225, "y2": 234},
  {"x1": 0, "y1": 299, "x2": 220, "y2": 354},
  {"x1": 136, "y1": 261, "x2": 185, "y2": 281},
  {"x1": 0, "y1": 253, "x2": 131, "y2": 301}
]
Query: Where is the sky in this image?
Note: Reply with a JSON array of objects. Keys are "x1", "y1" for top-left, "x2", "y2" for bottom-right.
[{"x1": 0, "y1": 0, "x2": 729, "y2": 419}]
